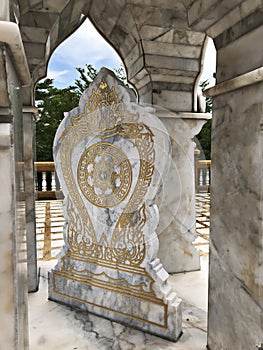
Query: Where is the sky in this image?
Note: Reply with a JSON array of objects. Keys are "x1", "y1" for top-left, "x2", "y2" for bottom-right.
[{"x1": 47, "y1": 18, "x2": 216, "y2": 89}]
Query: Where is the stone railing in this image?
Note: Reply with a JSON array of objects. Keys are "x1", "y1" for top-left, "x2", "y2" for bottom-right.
[
  {"x1": 34, "y1": 158, "x2": 211, "y2": 199},
  {"x1": 195, "y1": 159, "x2": 211, "y2": 193},
  {"x1": 35, "y1": 162, "x2": 63, "y2": 200}
]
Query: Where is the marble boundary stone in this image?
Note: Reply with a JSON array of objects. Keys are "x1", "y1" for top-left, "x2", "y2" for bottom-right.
[{"x1": 49, "y1": 68, "x2": 182, "y2": 341}]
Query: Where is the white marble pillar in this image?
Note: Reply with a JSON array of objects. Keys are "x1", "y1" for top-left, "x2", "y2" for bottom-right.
[
  {"x1": 23, "y1": 107, "x2": 38, "y2": 292},
  {"x1": 0, "y1": 44, "x2": 29, "y2": 350},
  {"x1": 157, "y1": 111, "x2": 211, "y2": 273},
  {"x1": 0, "y1": 123, "x2": 17, "y2": 348},
  {"x1": 0, "y1": 117, "x2": 28, "y2": 350},
  {"x1": 205, "y1": 25, "x2": 263, "y2": 350}
]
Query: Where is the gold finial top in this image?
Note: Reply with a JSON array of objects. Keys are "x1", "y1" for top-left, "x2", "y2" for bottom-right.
[
  {"x1": 69, "y1": 77, "x2": 138, "y2": 135},
  {"x1": 99, "y1": 79, "x2": 108, "y2": 90},
  {"x1": 87, "y1": 78, "x2": 120, "y2": 113}
]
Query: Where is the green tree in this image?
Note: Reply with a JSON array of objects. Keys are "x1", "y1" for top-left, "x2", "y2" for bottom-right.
[
  {"x1": 35, "y1": 79, "x2": 79, "y2": 161},
  {"x1": 196, "y1": 119, "x2": 212, "y2": 159},
  {"x1": 72, "y1": 63, "x2": 128, "y2": 95},
  {"x1": 199, "y1": 80, "x2": 212, "y2": 113},
  {"x1": 73, "y1": 64, "x2": 98, "y2": 96},
  {"x1": 196, "y1": 80, "x2": 212, "y2": 159}
]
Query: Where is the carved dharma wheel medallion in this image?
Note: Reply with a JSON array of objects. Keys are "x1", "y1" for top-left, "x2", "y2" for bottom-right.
[{"x1": 77, "y1": 142, "x2": 132, "y2": 208}]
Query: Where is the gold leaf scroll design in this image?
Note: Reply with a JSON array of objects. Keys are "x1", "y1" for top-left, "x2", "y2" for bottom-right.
[
  {"x1": 109, "y1": 204, "x2": 147, "y2": 265},
  {"x1": 66, "y1": 197, "x2": 97, "y2": 255},
  {"x1": 60, "y1": 122, "x2": 154, "y2": 266},
  {"x1": 62, "y1": 260, "x2": 155, "y2": 297},
  {"x1": 88, "y1": 78, "x2": 119, "y2": 112},
  {"x1": 91, "y1": 123, "x2": 154, "y2": 266},
  {"x1": 70, "y1": 78, "x2": 138, "y2": 135},
  {"x1": 58, "y1": 77, "x2": 154, "y2": 265},
  {"x1": 60, "y1": 139, "x2": 98, "y2": 258},
  {"x1": 106, "y1": 123, "x2": 155, "y2": 266}
]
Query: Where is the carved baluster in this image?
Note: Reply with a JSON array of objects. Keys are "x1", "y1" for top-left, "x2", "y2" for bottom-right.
[
  {"x1": 199, "y1": 169, "x2": 203, "y2": 186},
  {"x1": 19, "y1": 169, "x2": 24, "y2": 192},
  {"x1": 51, "y1": 171, "x2": 56, "y2": 190},
  {"x1": 42, "y1": 171, "x2": 47, "y2": 191},
  {"x1": 206, "y1": 168, "x2": 210, "y2": 186}
]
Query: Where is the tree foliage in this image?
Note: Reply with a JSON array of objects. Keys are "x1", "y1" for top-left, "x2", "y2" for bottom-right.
[
  {"x1": 72, "y1": 64, "x2": 98, "y2": 96},
  {"x1": 70, "y1": 63, "x2": 129, "y2": 94},
  {"x1": 196, "y1": 80, "x2": 212, "y2": 159},
  {"x1": 199, "y1": 80, "x2": 212, "y2": 113},
  {"x1": 35, "y1": 79, "x2": 79, "y2": 161}
]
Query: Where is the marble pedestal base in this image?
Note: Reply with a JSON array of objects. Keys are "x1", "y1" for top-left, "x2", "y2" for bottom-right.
[{"x1": 49, "y1": 252, "x2": 182, "y2": 341}]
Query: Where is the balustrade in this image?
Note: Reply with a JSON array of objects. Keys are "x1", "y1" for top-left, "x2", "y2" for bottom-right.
[
  {"x1": 195, "y1": 160, "x2": 211, "y2": 193},
  {"x1": 35, "y1": 157, "x2": 210, "y2": 200},
  {"x1": 35, "y1": 162, "x2": 63, "y2": 199}
]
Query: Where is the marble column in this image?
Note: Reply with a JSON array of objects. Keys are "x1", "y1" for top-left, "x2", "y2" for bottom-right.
[
  {"x1": 157, "y1": 111, "x2": 211, "y2": 273},
  {"x1": 205, "y1": 25, "x2": 263, "y2": 350},
  {"x1": 0, "y1": 45, "x2": 29, "y2": 349},
  {"x1": 0, "y1": 122, "x2": 17, "y2": 349},
  {"x1": 23, "y1": 107, "x2": 38, "y2": 292},
  {"x1": 123, "y1": 29, "x2": 210, "y2": 273}
]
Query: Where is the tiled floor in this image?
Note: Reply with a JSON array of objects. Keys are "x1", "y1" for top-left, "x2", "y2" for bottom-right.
[
  {"x1": 35, "y1": 200, "x2": 65, "y2": 261},
  {"x1": 194, "y1": 193, "x2": 210, "y2": 257},
  {"x1": 35, "y1": 193, "x2": 210, "y2": 262}
]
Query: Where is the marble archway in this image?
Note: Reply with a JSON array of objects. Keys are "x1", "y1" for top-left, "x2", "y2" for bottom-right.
[{"x1": 0, "y1": 1, "x2": 262, "y2": 349}]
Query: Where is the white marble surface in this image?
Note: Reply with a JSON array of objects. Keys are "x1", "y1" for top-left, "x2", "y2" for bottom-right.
[
  {"x1": 0, "y1": 50, "x2": 29, "y2": 350},
  {"x1": 49, "y1": 68, "x2": 182, "y2": 340},
  {"x1": 23, "y1": 111, "x2": 38, "y2": 292},
  {"x1": 208, "y1": 81, "x2": 263, "y2": 350},
  {"x1": 30, "y1": 258, "x2": 208, "y2": 350},
  {"x1": 0, "y1": 124, "x2": 16, "y2": 348},
  {"x1": 216, "y1": 25, "x2": 263, "y2": 83},
  {"x1": 157, "y1": 112, "x2": 210, "y2": 273}
]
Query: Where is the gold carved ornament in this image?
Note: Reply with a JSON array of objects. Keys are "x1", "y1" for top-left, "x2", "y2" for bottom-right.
[
  {"x1": 77, "y1": 142, "x2": 132, "y2": 208},
  {"x1": 59, "y1": 79, "x2": 155, "y2": 267}
]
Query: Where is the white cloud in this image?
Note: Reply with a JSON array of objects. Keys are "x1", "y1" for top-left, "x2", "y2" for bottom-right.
[
  {"x1": 47, "y1": 69, "x2": 70, "y2": 81},
  {"x1": 48, "y1": 18, "x2": 122, "y2": 87}
]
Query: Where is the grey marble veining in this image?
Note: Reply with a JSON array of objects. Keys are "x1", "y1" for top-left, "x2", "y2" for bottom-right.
[
  {"x1": 30, "y1": 259, "x2": 208, "y2": 350},
  {"x1": 208, "y1": 81, "x2": 263, "y2": 350},
  {"x1": 157, "y1": 112, "x2": 210, "y2": 273},
  {"x1": 0, "y1": 48, "x2": 29, "y2": 350},
  {"x1": 23, "y1": 111, "x2": 38, "y2": 292},
  {"x1": 1, "y1": 2, "x2": 262, "y2": 350},
  {"x1": 49, "y1": 68, "x2": 182, "y2": 341}
]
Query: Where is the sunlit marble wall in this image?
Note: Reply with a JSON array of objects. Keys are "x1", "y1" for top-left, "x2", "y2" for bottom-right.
[
  {"x1": 0, "y1": 46, "x2": 28, "y2": 349},
  {"x1": 23, "y1": 111, "x2": 38, "y2": 292},
  {"x1": 208, "y1": 25, "x2": 263, "y2": 350}
]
